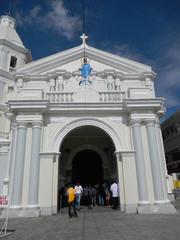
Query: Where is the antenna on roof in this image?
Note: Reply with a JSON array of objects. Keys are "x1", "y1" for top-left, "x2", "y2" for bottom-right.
[
  {"x1": 82, "y1": 0, "x2": 86, "y2": 35},
  {"x1": 81, "y1": 0, "x2": 87, "y2": 59}
]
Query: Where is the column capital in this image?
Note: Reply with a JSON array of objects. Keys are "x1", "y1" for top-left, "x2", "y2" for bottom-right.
[
  {"x1": 155, "y1": 118, "x2": 160, "y2": 126},
  {"x1": 130, "y1": 119, "x2": 142, "y2": 126},
  {"x1": 145, "y1": 119, "x2": 156, "y2": 126},
  {"x1": 31, "y1": 121, "x2": 43, "y2": 128},
  {"x1": 17, "y1": 121, "x2": 28, "y2": 128}
]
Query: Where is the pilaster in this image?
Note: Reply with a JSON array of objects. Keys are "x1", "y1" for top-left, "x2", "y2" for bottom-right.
[
  {"x1": 130, "y1": 119, "x2": 150, "y2": 205},
  {"x1": 145, "y1": 119, "x2": 176, "y2": 213},
  {"x1": 115, "y1": 151, "x2": 138, "y2": 213},
  {"x1": 154, "y1": 119, "x2": 169, "y2": 201},
  {"x1": 27, "y1": 121, "x2": 42, "y2": 216},
  {"x1": 11, "y1": 121, "x2": 27, "y2": 208}
]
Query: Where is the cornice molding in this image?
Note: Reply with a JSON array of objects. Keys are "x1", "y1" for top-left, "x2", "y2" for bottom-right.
[
  {"x1": 13, "y1": 70, "x2": 154, "y2": 82},
  {"x1": 48, "y1": 102, "x2": 124, "y2": 114},
  {"x1": 7, "y1": 100, "x2": 49, "y2": 113},
  {"x1": 124, "y1": 98, "x2": 165, "y2": 113},
  {"x1": 0, "y1": 69, "x2": 13, "y2": 80},
  {"x1": 16, "y1": 44, "x2": 154, "y2": 76},
  {"x1": 0, "y1": 140, "x2": 10, "y2": 146},
  {"x1": 0, "y1": 39, "x2": 30, "y2": 55}
]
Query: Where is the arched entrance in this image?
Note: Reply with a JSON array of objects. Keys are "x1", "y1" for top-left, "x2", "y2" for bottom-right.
[
  {"x1": 72, "y1": 149, "x2": 103, "y2": 185},
  {"x1": 58, "y1": 125, "x2": 117, "y2": 190}
]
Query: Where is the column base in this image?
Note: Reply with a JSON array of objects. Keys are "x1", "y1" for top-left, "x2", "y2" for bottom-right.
[
  {"x1": 40, "y1": 207, "x2": 53, "y2": 216},
  {"x1": 137, "y1": 204, "x2": 154, "y2": 214},
  {"x1": 137, "y1": 202, "x2": 177, "y2": 214},
  {"x1": 152, "y1": 202, "x2": 177, "y2": 214},
  {"x1": 168, "y1": 193, "x2": 175, "y2": 202},
  {"x1": 0, "y1": 206, "x2": 23, "y2": 218},
  {"x1": 125, "y1": 204, "x2": 137, "y2": 213},
  {"x1": 120, "y1": 204, "x2": 137, "y2": 213},
  {"x1": 25, "y1": 206, "x2": 40, "y2": 217},
  {"x1": 0, "y1": 206, "x2": 40, "y2": 218}
]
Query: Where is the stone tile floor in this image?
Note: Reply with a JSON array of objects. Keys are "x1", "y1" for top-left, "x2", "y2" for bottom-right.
[{"x1": 0, "y1": 201, "x2": 180, "y2": 240}]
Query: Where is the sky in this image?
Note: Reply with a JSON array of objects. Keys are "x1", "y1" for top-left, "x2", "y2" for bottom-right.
[{"x1": 0, "y1": 0, "x2": 180, "y2": 121}]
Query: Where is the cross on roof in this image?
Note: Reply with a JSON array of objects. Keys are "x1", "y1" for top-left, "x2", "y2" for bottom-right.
[{"x1": 80, "y1": 33, "x2": 88, "y2": 46}]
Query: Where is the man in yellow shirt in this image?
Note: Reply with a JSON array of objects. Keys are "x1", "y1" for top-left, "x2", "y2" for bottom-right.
[{"x1": 67, "y1": 184, "x2": 77, "y2": 218}]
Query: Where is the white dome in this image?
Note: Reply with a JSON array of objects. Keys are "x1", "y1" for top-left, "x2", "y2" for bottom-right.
[{"x1": 0, "y1": 15, "x2": 24, "y2": 48}]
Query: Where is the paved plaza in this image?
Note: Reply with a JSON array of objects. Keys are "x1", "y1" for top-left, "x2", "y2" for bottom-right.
[{"x1": 0, "y1": 200, "x2": 180, "y2": 240}]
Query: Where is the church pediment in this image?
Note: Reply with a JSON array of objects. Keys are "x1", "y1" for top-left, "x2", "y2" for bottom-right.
[{"x1": 17, "y1": 44, "x2": 153, "y2": 76}]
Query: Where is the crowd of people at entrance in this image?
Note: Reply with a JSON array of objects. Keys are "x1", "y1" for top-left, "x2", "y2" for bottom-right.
[{"x1": 59, "y1": 180, "x2": 119, "y2": 218}]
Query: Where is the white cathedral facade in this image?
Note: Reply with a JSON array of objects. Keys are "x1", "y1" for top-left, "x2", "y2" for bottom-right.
[{"x1": 0, "y1": 15, "x2": 176, "y2": 217}]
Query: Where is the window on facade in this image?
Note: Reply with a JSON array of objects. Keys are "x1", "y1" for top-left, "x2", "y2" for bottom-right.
[{"x1": 10, "y1": 56, "x2": 17, "y2": 68}]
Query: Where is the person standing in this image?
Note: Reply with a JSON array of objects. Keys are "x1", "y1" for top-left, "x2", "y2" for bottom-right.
[
  {"x1": 75, "y1": 182, "x2": 83, "y2": 210},
  {"x1": 67, "y1": 184, "x2": 77, "y2": 218},
  {"x1": 89, "y1": 185, "x2": 97, "y2": 207},
  {"x1": 110, "y1": 180, "x2": 119, "y2": 209},
  {"x1": 104, "y1": 182, "x2": 111, "y2": 207},
  {"x1": 97, "y1": 184, "x2": 105, "y2": 206},
  {"x1": 83, "y1": 186, "x2": 89, "y2": 207}
]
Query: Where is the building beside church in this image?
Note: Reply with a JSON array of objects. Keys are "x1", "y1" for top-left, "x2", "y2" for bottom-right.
[
  {"x1": 161, "y1": 110, "x2": 180, "y2": 174},
  {"x1": 0, "y1": 15, "x2": 176, "y2": 217}
]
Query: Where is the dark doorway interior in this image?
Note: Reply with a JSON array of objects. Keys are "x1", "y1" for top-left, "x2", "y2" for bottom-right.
[{"x1": 72, "y1": 150, "x2": 103, "y2": 186}]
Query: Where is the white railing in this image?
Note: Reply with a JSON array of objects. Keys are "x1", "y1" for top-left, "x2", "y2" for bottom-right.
[
  {"x1": 46, "y1": 91, "x2": 125, "y2": 103},
  {"x1": 0, "y1": 132, "x2": 9, "y2": 139},
  {"x1": 46, "y1": 92, "x2": 74, "y2": 102},
  {"x1": 99, "y1": 91, "x2": 125, "y2": 102}
]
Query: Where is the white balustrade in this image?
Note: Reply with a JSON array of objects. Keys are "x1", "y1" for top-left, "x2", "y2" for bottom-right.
[
  {"x1": 99, "y1": 91, "x2": 125, "y2": 102},
  {"x1": 46, "y1": 92, "x2": 74, "y2": 102},
  {"x1": 47, "y1": 91, "x2": 125, "y2": 103}
]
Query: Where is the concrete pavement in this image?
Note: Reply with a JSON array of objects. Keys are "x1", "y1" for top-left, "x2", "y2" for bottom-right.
[{"x1": 0, "y1": 201, "x2": 180, "y2": 240}]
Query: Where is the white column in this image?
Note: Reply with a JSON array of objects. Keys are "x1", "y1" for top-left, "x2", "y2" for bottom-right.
[
  {"x1": 155, "y1": 119, "x2": 169, "y2": 201},
  {"x1": 145, "y1": 119, "x2": 165, "y2": 202},
  {"x1": 28, "y1": 122, "x2": 42, "y2": 207},
  {"x1": 131, "y1": 119, "x2": 149, "y2": 204},
  {"x1": 11, "y1": 122, "x2": 27, "y2": 207}
]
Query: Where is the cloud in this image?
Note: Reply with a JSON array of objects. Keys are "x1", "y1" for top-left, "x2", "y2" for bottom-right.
[
  {"x1": 155, "y1": 41, "x2": 180, "y2": 108},
  {"x1": 101, "y1": 41, "x2": 154, "y2": 66},
  {"x1": 101, "y1": 39, "x2": 180, "y2": 111},
  {"x1": 15, "y1": 0, "x2": 81, "y2": 40}
]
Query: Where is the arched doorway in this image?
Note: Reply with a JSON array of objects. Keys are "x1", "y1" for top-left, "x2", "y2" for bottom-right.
[
  {"x1": 58, "y1": 126, "x2": 117, "y2": 188},
  {"x1": 72, "y1": 149, "x2": 103, "y2": 185}
]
